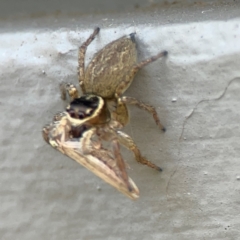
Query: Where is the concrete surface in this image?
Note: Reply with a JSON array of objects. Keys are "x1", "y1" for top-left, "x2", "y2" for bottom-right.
[{"x1": 1, "y1": 1, "x2": 240, "y2": 239}]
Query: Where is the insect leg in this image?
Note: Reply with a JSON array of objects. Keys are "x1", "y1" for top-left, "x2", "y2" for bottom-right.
[
  {"x1": 42, "y1": 124, "x2": 52, "y2": 143},
  {"x1": 111, "y1": 139, "x2": 133, "y2": 191},
  {"x1": 60, "y1": 83, "x2": 79, "y2": 102},
  {"x1": 78, "y1": 27, "x2": 100, "y2": 93},
  {"x1": 120, "y1": 96, "x2": 166, "y2": 131}
]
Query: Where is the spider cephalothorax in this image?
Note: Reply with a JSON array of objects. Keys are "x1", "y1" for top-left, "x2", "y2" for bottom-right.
[{"x1": 43, "y1": 27, "x2": 168, "y2": 199}]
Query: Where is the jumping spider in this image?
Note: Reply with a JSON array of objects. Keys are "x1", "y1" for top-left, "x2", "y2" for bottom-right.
[
  {"x1": 61, "y1": 27, "x2": 167, "y2": 168},
  {"x1": 43, "y1": 27, "x2": 167, "y2": 199}
]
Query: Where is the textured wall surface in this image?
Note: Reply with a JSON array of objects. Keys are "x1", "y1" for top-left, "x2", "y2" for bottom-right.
[{"x1": 1, "y1": 1, "x2": 240, "y2": 239}]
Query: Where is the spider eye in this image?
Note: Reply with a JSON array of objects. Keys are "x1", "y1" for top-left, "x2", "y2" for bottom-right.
[
  {"x1": 67, "y1": 109, "x2": 75, "y2": 118},
  {"x1": 78, "y1": 112, "x2": 85, "y2": 119},
  {"x1": 91, "y1": 96, "x2": 98, "y2": 102}
]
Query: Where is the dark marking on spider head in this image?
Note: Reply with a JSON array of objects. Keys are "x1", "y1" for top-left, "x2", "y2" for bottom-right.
[
  {"x1": 66, "y1": 95, "x2": 100, "y2": 120},
  {"x1": 66, "y1": 94, "x2": 110, "y2": 125}
]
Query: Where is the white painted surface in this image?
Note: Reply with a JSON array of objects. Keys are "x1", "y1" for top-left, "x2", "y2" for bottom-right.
[{"x1": 1, "y1": 2, "x2": 240, "y2": 239}]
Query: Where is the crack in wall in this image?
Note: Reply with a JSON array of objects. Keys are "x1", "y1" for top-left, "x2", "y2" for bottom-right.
[
  {"x1": 179, "y1": 77, "x2": 240, "y2": 141},
  {"x1": 166, "y1": 77, "x2": 240, "y2": 197}
]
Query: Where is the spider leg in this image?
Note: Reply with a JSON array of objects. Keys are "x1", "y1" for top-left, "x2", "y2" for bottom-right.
[
  {"x1": 116, "y1": 130, "x2": 162, "y2": 171},
  {"x1": 78, "y1": 27, "x2": 100, "y2": 93},
  {"x1": 131, "y1": 50, "x2": 168, "y2": 74},
  {"x1": 120, "y1": 96, "x2": 166, "y2": 131},
  {"x1": 110, "y1": 100, "x2": 129, "y2": 127},
  {"x1": 98, "y1": 127, "x2": 162, "y2": 171},
  {"x1": 60, "y1": 82, "x2": 79, "y2": 102},
  {"x1": 115, "y1": 50, "x2": 168, "y2": 98}
]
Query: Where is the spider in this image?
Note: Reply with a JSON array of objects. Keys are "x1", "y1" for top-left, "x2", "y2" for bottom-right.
[
  {"x1": 44, "y1": 27, "x2": 168, "y2": 198},
  {"x1": 60, "y1": 27, "x2": 167, "y2": 168}
]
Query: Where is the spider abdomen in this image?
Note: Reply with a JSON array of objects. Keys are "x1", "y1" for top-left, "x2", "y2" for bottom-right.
[{"x1": 84, "y1": 35, "x2": 137, "y2": 98}]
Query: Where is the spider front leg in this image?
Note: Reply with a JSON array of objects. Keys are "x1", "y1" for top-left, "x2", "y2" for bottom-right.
[
  {"x1": 119, "y1": 96, "x2": 166, "y2": 131},
  {"x1": 78, "y1": 27, "x2": 100, "y2": 93},
  {"x1": 60, "y1": 83, "x2": 79, "y2": 102}
]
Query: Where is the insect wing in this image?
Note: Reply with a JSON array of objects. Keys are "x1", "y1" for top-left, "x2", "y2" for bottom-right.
[{"x1": 62, "y1": 145, "x2": 139, "y2": 200}]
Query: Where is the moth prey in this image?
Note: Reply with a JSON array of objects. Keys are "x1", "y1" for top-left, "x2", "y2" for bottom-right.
[{"x1": 42, "y1": 112, "x2": 139, "y2": 200}]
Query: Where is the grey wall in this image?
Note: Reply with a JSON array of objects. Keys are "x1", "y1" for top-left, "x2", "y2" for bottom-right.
[{"x1": 1, "y1": 1, "x2": 240, "y2": 239}]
